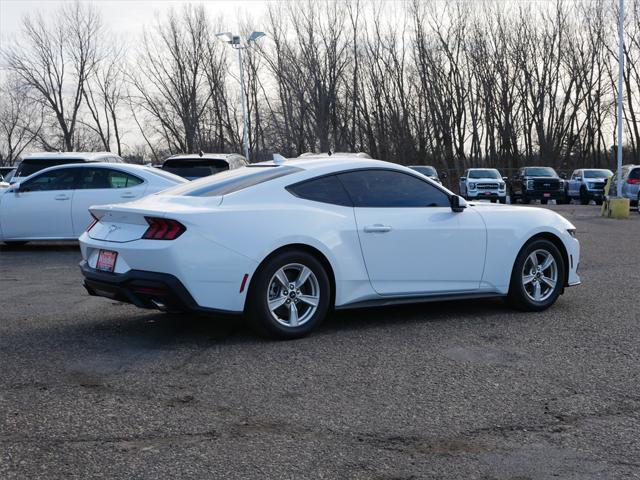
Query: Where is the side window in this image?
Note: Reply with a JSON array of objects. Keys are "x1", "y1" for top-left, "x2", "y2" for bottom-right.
[
  {"x1": 338, "y1": 169, "x2": 450, "y2": 208},
  {"x1": 77, "y1": 168, "x2": 143, "y2": 189},
  {"x1": 287, "y1": 175, "x2": 352, "y2": 207},
  {"x1": 108, "y1": 170, "x2": 143, "y2": 188},
  {"x1": 21, "y1": 168, "x2": 78, "y2": 192}
]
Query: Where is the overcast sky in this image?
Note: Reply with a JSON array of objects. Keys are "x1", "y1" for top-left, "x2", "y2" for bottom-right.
[{"x1": 0, "y1": 0, "x2": 270, "y2": 45}]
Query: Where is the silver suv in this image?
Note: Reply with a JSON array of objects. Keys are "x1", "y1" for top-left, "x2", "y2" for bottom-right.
[
  {"x1": 459, "y1": 168, "x2": 507, "y2": 203},
  {"x1": 608, "y1": 165, "x2": 640, "y2": 208},
  {"x1": 565, "y1": 168, "x2": 612, "y2": 205}
]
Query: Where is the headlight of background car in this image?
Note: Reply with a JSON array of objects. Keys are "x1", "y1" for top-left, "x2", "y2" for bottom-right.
[
  {"x1": 526, "y1": 180, "x2": 534, "y2": 190},
  {"x1": 469, "y1": 182, "x2": 476, "y2": 189}
]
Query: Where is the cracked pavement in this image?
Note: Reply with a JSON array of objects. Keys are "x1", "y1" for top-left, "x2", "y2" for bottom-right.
[{"x1": 0, "y1": 204, "x2": 639, "y2": 479}]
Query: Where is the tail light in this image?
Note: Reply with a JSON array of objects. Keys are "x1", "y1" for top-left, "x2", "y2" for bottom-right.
[
  {"x1": 627, "y1": 177, "x2": 640, "y2": 184},
  {"x1": 86, "y1": 213, "x2": 99, "y2": 232},
  {"x1": 142, "y1": 217, "x2": 186, "y2": 240}
]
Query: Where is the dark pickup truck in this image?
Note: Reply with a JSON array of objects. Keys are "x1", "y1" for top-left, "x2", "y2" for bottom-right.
[{"x1": 509, "y1": 166, "x2": 566, "y2": 204}]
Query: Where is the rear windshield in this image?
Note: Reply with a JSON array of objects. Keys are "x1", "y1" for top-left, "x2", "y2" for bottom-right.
[
  {"x1": 15, "y1": 158, "x2": 85, "y2": 178},
  {"x1": 160, "y1": 165, "x2": 302, "y2": 197},
  {"x1": 162, "y1": 158, "x2": 230, "y2": 179},
  {"x1": 629, "y1": 168, "x2": 640, "y2": 180},
  {"x1": 584, "y1": 170, "x2": 612, "y2": 179},
  {"x1": 524, "y1": 167, "x2": 557, "y2": 177},
  {"x1": 468, "y1": 169, "x2": 500, "y2": 179}
]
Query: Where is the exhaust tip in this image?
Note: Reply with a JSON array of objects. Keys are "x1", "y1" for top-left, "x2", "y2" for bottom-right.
[{"x1": 150, "y1": 299, "x2": 167, "y2": 311}]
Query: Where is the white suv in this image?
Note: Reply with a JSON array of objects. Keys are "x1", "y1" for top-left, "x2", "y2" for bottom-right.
[{"x1": 459, "y1": 168, "x2": 507, "y2": 203}]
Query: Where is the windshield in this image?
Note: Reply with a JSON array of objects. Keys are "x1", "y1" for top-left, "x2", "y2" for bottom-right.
[
  {"x1": 468, "y1": 169, "x2": 500, "y2": 179},
  {"x1": 584, "y1": 169, "x2": 612, "y2": 179},
  {"x1": 162, "y1": 158, "x2": 230, "y2": 180},
  {"x1": 15, "y1": 158, "x2": 84, "y2": 178},
  {"x1": 159, "y1": 165, "x2": 302, "y2": 197},
  {"x1": 524, "y1": 167, "x2": 557, "y2": 177},
  {"x1": 411, "y1": 166, "x2": 437, "y2": 177}
]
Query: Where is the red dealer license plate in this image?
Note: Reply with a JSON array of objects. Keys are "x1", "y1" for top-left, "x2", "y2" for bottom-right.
[
  {"x1": 543, "y1": 193, "x2": 551, "y2": 197},
  {"x1": 96, "y1": 250, "x2": 118, "y2": 273}
]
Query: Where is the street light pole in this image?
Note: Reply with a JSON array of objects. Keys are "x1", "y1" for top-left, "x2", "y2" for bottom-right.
[
  {"x1": 616, "y1": 0, "x2": 624, "y2": 197},
  {"x1": 237, "y1": 47, "x2": 249, "y2": 160},
  {"x1": 216, "y1": 31, "x2": 266, "y2": 162}
]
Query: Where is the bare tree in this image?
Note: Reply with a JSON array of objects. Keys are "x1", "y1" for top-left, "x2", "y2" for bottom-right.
[
  {"x1": 0, "y1": 78, "x2": 44, "y2": 165},
  {"x1": 2, "y1": 1, "x2": 103, "y2": 151}
]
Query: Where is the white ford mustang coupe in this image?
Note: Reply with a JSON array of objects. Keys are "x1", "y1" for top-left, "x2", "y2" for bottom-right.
[{"x1": 79, "y1": 156, "x2": 581, "y2": 339}]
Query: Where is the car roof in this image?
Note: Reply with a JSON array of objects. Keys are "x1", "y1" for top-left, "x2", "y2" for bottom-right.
[
  {"x1": 252, "y1": 156, "x2": 415, "y2": 173},
  {"x1": 22, "y1": 151, "x2": 119, "y2": 161},
  {"x1": 297, "y1": 152, "x2": 372, "y2": 159},
  {"x1": 165, "y1": 153, "x2": 245, "y2": 161}
]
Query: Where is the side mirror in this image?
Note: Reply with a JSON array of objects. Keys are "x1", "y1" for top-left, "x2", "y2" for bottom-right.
[
  {"x1": 560, "y1": 173, "x2": 567, "y2": 179},
  {"x1": 8, "y1": 182, "x2": 21, "y2": 192},
  {"x1": 450, "y1": 195, "x2": 467, "y2": 212},
  {"x1": 459, "y1": 176, "x2": 466, "y2": 181},
  {"x1": 440, "y1": 171, "x2": 448, "y2": 179},
  {"x1": 575, "y1": 176, "x2": 582, "y2": 181},
  {"x1": 502, "y1": 176, "x2": 509, "y2": 181}
]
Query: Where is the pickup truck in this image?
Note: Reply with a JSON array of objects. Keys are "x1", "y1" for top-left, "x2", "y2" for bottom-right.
[
  {"x1": 509, "y1": 166, "x2": 566, "y2": 204},
  {"x1": 565, "y1": 169, "x2": 613, "y2": 205}
]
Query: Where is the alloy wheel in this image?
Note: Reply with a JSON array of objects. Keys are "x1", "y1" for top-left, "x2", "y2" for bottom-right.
[
  {"x1": 267, "y1": 263, "x2": 320, "y2": 328},
  {"x1": 521, "y1": 249, "x2": 558, "y2": 302}
]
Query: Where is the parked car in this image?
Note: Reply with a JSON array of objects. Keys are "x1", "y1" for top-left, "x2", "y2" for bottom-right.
[
  {"x1": 11, "y1": 152, "x2": 123, "y2": 185},
  {"x1": 161, "y1": 153, "x2": 247, "y2": 180},
  {"x1": 408, "y1": 165, "x2": 442, "y2": 184},
  {"x1": 608, "y1": 165, "x2": 640, "y2": 207},
  {"x1": 79, "y1": 156, "x2": 580, "y2": 339},
  {"x1": 0, "y1": 163, "x2": 186, "y2": 245},
  {"x1": 565, "y1": 169, "x2": 613, "y2": 205},
  {"x1": 509, "y1": 166, "x2": 566, "y2": 204},
  {"x1": 459, "y1": 168, "x2": 507, "y2": 203},
  {"x1": 0, "y1": 166, "x2": 17, "y2": 182}
]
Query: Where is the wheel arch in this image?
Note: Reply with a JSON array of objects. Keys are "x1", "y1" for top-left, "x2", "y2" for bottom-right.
[
  {"x1": 516, "y1": 232, "x2": 570, "y2": 288},
  {"x1": 244, "y1": 243, "x2": 337, "y2": 312}
]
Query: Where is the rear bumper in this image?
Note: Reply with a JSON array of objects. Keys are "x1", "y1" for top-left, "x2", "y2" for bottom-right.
[{"x1": 80, "y1": 261, "x2": 239, "y2": 315}]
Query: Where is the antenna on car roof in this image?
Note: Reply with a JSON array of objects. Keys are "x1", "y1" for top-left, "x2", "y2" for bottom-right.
[
  {"x1": 327, "y1": 150, "x2": 332, "y2": 156},
  {"x1": 199, "y1": 150, "x2": 204, "y2": 157}
]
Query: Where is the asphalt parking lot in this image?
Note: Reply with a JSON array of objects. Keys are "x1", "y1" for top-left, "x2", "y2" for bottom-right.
[{"x1": 1, "y1": 204, "x2": 639, "y2": 479}]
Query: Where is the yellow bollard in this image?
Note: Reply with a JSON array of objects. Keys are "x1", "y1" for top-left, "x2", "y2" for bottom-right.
[
  {"x1": 600, "y1": 176, "x2": 631, "y2": 218},
  {"x1": 607, "y1": 198, "x2": 631, "y2": 218}
]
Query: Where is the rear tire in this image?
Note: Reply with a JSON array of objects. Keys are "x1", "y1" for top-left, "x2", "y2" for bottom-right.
[
  {"x1": 541, "y1": 199, "x2": 548, "y2": 205},
  {"x1": 507, "y1": 239, "x2": 565, "y2": 312},
  {"x1": 499, "y1": 198, "x2": 506, "y2": 204},
  {"x1": 246, "y1": 250, "x2": 331, "y2": 339},
  {"x1": 3, "y1": 241, "x2": 28, "y2": 247},
  {"x1": 521, "y1": 196, "x2": 531, "y2": 204}
]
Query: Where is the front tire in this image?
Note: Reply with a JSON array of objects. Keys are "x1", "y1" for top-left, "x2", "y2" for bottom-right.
[
  {"x1": 507, "y1": 239, "x2": 565, "y2": 312},
  {"x1": 579, "y1": 187, "x2": 590, "y2": 205},
  {"x1": 246, "y1": 250, "x2": 331, "y2": 339}
]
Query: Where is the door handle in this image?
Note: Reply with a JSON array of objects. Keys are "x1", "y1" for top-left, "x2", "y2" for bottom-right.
[
  {"x1": 54, "y1": 194, "x2": 70, "y2": 201},
  {"x1": 364, "y1": 224, "x2": 392, "y2": 233},
  {"x1": 120, "y1": 192, "x2": 135, "y2": 198}
]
